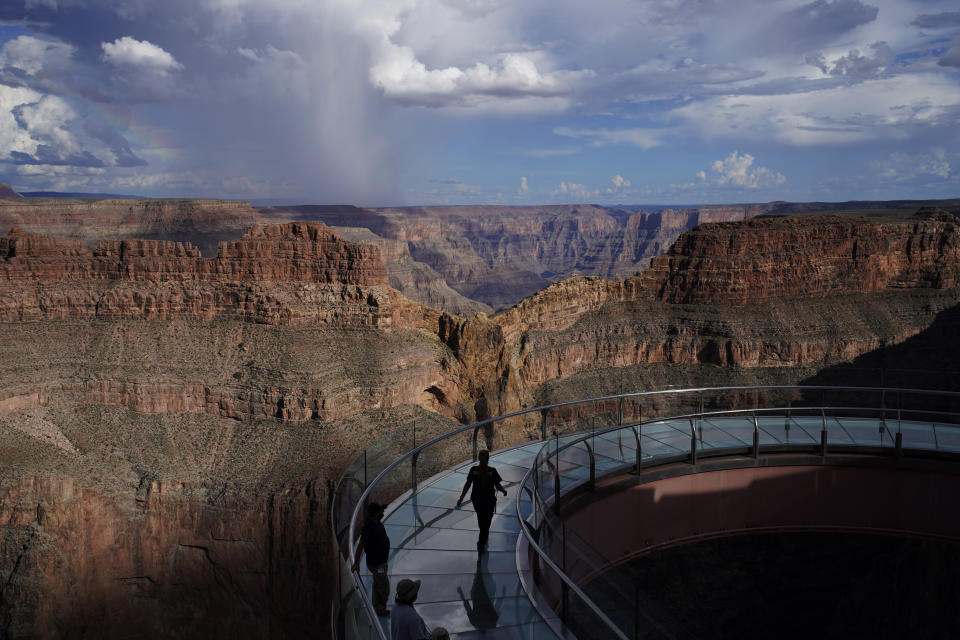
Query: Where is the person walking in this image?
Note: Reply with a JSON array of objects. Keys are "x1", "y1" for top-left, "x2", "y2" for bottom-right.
[
  {"x1": 456, "y1": 449, "x2": 508, "y2": 552},
  {"x1": 352, "y1": 501, "x2": 391, "y2": 616}
]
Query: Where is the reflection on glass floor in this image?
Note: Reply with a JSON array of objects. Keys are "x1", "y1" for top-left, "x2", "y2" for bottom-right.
[
  {"x1": 357, "y1": 416, "x2": 960, "y2": 639},
  {"x1": 359, "y1": 442, "x2": 556, "y2": 639}
]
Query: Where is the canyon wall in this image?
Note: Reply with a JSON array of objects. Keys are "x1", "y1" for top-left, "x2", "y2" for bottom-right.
[
  {"x1": 0, "y1": 197, "x2": 275, "y2": 257},
  {"x1": 269, "y1": 203, "x2": 774, "y2": 310},
  {"x1": 3, "y1": 211, "x2": 960, "y2": 638}
]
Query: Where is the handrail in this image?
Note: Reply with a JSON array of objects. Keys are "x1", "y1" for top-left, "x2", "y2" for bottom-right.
[
  {"x1": 535, "y1": 402, "x2": 960, "y2": 472},
  {"x1": 336, "y1": 385, "x2": 960, "y2": 639},
  {"x1": 515, "y1": 464, "x2": 632, "y2": 640}
]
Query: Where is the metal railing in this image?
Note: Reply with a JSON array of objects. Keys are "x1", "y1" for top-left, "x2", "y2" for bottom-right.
[
  {"x1": 330, "y1": 385, "x2": 960, "y2": 640},
  {"x1": 516, "y1": 385, "x2": 960, "y2": 639}
]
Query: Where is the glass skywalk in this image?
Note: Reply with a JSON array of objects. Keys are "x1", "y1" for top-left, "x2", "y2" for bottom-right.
[{"x1": 334, "y1": 386, "x2": 960, "y2": 640}]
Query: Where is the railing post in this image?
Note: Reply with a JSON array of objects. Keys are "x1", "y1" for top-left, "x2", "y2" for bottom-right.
[
  {"x1": 895, "y1": 431, "x2": 903, "y2": 458},
  {"x1": 561, "y1": 520, "x2": 569, "y2": 625},
  {"x1": 411, "y1": 451, "x2": 419, "y2": 494},
  {"x1": 363, "y1": 449, "x2": 368, "y2": 488},
  {"x1": 632, "y1": 426, "x2": 642, "y2": 474},
  {"x1": 752, "y1": 411, "x2": 760, "y2": 459},
  {"x1": 820, "y1": 408, "x2": 828, "y2": 457},
  {"x1": 540, "y1": 410, "x2": 547, "y2": 441},
  {"x1": 585, "y1": 439, "x2": 595, "y2": 491},
  {"x1": 698, "y1": 391, "x2": 704, "y2": 442},
  {"x1": 785, "y1": 399, "x2": 791, "y2": 441},
  {"x1": 618, "y1": 397, "x2": 623, "y2": 426},
  {"x1": 472, "y1": 425, "x2": 479, "y2": 461},
  {"x1": 553, "y1": 433, "x2": 561, "y2": 515},
  {"x1": 689, "y1": 417, "x2": 697, "y2": 465}
]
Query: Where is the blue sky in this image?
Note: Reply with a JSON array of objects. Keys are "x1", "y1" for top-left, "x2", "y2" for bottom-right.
[{"x1": 0, "y1": 0, "x2": 958, "y2": 206}]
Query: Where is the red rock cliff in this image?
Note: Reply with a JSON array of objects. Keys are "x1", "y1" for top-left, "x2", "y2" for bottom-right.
[
  {"x1": 644, "y1": 216, "x2": 960, "y2": 305},
  {"x1": 1, "y1": 222, "x2": 387, "y2": 285}
]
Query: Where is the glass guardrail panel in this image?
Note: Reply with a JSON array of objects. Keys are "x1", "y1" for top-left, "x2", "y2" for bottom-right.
[
  {"x1": 618, "y1": 395, "x2": 644, "y2": 425},
  {"x1": 340, "y1": 571, "x2": 382, "y2": 640},
  {"x1": 542, "y1": 398, "x2": 609, "y2": 438},
  {"x1": 412, "y1": 426, "x2": 474, "y2": 491},
  {"x1": 368, "y1": 455, "x2": 413, "y2": 511},
  {"x1": 696, "y1": 414, "x2": 753, "y2": 449},
  {"x1": 483, "y1": 413, "x2": 536, "y2": 452},
  {"x1": 933, "y1": 423, "x2": 960, "y2": 452}
]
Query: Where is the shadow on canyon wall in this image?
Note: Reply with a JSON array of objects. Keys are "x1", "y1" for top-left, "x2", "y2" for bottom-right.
[{"x1": 802, "y1": 302, "x2": 960, "y2": 391}]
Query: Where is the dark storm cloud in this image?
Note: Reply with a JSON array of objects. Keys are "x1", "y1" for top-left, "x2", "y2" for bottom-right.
[
  {"x1": 912, "y1": 12, "x2": 960, "y2": 29},
  {"x1": 0, "y1": 0, "x2": 401, "y2": 202}
]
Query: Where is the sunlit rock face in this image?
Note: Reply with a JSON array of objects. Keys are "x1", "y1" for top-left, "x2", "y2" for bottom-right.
[{"x1": 645, "y1": 216, "x2": 960, "y2": 305}]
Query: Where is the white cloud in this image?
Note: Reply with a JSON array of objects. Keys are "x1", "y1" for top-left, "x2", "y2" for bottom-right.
[
  {"x1": 0, "y1": 85, "x2": 43, "y2": 160},
  {"x1": 671, "y1": 73, "x2": 960, "y2": 146},
  {"x1": 554, "y1": 126, "x2": 662, "y2": 150},
  {"x1": 14, "y1": 95, "x2": 79, "y2": 154},
  {"x1": 872, "y1": 150, "x2": 951, "y2": 181},
  {"x1": 554, "y1": 180, "x2": 593, "y2": 201},
  {"x1": 101, "y1": 37, "x2": 182, "y2": 74},
  {"x1": 0, "y1": 36, "x2": 75, "y2": 76},
  {"x1": 611, "y1": 174, "x2": 630, "y2": 189},
  {"x1": 519, "y1": 176, "x2": 529, "y2": 193},
  {"x1": 370, "y1": 49, "x2": 591, "y2": 109},
  {"x1": 807, "y1": 41, "x2": 894, "y2": 79},
  {"x1": 707, "y1": 151, "x2": 786, "y2": 188}
]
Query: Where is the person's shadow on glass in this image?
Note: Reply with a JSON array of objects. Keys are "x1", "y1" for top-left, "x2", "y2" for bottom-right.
[{"x1": 458, "y1": 555, "x2": 500, "y2": 633}]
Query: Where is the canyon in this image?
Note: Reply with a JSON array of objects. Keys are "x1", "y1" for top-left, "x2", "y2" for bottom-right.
[{"x1": 2, "y1": 201, "x2": 960, "y2": 638}]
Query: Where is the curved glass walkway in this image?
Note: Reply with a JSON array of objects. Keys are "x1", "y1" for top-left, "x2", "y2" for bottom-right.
[
  {"x1": 356, "y1": 444, "x2": 554, "y2": 639},
  {"x1": 332, "y1": 386, "x2": 960, "y2": 640}
]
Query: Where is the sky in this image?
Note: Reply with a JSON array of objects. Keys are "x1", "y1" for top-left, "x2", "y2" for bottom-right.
[{"x1": 0, "y1": 0, "x2": 958, "y2": 206}]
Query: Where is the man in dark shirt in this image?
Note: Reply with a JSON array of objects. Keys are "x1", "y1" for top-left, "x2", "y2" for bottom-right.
[
  {"x1": 456, "y1": 450, "x2": 508, "y2": 552},
  {"x1": 352, "y1": 501, "x2": 391, "y2": 616}
]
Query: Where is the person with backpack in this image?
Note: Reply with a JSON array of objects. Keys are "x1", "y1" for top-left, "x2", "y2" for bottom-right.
[{"x1": 456, "y1": 449, "x2": 508, "y2": 552}]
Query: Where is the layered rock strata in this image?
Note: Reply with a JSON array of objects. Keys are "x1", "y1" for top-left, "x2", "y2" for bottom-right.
[
  {"x1": 270, "y1": 203, "x2": 773, "y2": 310},
  {"x1": 3, "y1": 213, "x2": 960, "y2": 639},
  {"x1": 645, "y1": 216, "x2": 960, "y2": 305}
]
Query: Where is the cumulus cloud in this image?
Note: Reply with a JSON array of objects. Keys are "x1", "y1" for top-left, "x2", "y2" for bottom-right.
[
  {"x1": 706, "y1": 151, "x2": 786, "y2": 188},
  {"x1": 0, "y1": 86, "x2": 43, "y2": 161},
  {"x1": 872, "y1": 150, "x2": 951, "y2": 181},
  {"x1": 807, "y1": 41, "x2": 894, "y2": 79},
  {"x1": 555, "y1": 180, "x2": 592, "y2": 201},
  {"x1": 0, "y1": 35, "x2": 75, "y2": 77},
  {"x1": 554, "y1": 126, "x2": 661, "y2": 149},
  {"x1": 371, "y1": 50, "x2": 591, "y2": 108},
  {"x1": 611, "y1": 174, "x2": 629, "y2": 189},
  {"x1": 519, "y1": 175, "x2": 529, "y2": 193},
  {"x1": 101, "y1": 37, "x2": 182, "y2": 74}
]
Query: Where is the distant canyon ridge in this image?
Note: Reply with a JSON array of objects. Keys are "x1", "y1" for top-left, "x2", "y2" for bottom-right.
[
  {"x1": 2, "y1": 189, "x2": 960, "y2": 638},
  {"x1": 2, "y1": 191, "x2": 954, "y2": 315}
]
